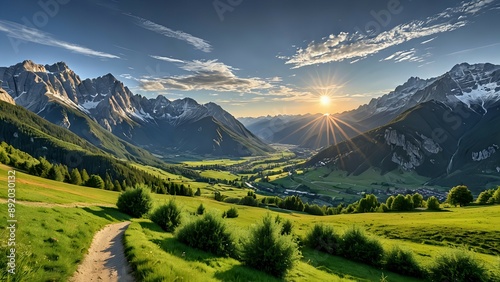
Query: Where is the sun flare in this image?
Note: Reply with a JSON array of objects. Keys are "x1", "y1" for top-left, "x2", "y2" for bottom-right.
[{"x1": 320, "y1": 95, "x2": 331, "y2": 105}]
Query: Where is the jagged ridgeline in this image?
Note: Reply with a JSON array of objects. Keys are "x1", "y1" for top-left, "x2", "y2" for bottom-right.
[
  {"x1": 0, "y1": 60, "x2": 273, "y2": 157},
  {"x1": 307, "y1": 63, "x2": 500, "y2": 191}
]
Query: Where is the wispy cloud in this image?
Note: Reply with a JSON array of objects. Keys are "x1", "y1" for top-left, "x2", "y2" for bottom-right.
[
  {"x1": 284, "y1": 0, "x2": 494, "y2": 68},
  {"x1": 125, "y1": 14, "x2": 212, "y2": 52},
  {"x1": 149, "y1": 55, "x2": 185, "y2": 63},
  {"x1": 446, "y1": 42, "x2": 500, "y2": 56},
  {"x1": 420, "y1": 37, "x2": 437, "y2": 44},
  {"x1": 381, "y1": 48, "x2": 431, "y2": 63},
  {"x1": 0, "y1": 20, "x2": 120, "y2": 59}
]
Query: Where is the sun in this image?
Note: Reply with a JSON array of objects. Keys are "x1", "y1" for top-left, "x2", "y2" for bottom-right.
[{"x1": 320, "y1": 95, "x2": 331, "y2": 105}]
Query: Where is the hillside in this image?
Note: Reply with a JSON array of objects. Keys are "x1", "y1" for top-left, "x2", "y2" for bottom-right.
[{"x1": 1, "y1": 163, "x2": 499, "y2": 281}]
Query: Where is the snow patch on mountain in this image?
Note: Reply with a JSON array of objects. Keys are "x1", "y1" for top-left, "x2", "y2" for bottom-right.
[{"x1": 472, "y1": 144, "x2": 498, "y2": 161}]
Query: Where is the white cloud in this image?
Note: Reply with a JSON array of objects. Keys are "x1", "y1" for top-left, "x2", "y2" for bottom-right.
[
  {"x1": 0, "y1": 20, "x2": 119, "y2": 59},
  {"x1": 136, "y1": 59, "x2": 273, "y2": 93},
  {"x1": 381, "y1": 48, "x2": 431, "y2": 63},
  {"x1": 420, "y1": 37, "x2": 437, "y2": 44},
  {"x1": 284, "y1": 0, "x2": 494, "y2": 68},
  {"x1": 149, "y1": 55, "x2": 185, "y2": 63},
  {"x1": 125, "y1": 14, "x2": 212, "y2": 52}
]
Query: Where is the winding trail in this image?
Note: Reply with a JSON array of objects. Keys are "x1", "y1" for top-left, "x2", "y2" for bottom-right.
[{"x1": 70, "y1": 221, "x2": 135, "y2": 282}]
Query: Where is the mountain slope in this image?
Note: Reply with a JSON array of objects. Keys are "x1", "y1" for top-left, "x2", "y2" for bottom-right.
[
  {"x1": 0, "y1": 100, "x2": 173, "y2": 185},
  {"x1": 0, "y1": 60, "x2": 273, "y2": 157},
  {"x1": 307, "y1": 63, "x2": 500, "y2": 189},
  {"x1": 243, "y1": 63, "x2": 500, "y2": 150}
]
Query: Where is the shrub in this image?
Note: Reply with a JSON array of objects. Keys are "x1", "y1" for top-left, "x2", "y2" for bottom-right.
[
  {"x1": 194, "y1": 187, "x2": 201, "y2": 196},
  {"x1": 305, "y1": 224, "x2": 339, "y2": 255},
  {"x1": 150, "y1": 201, "x2": 182, "y2": 232},
  {"x1": 214, "y1": 191, "x2": 226, "y2": 202},
  {"x1": 304, "y1": 204, "x2": 325, "y2": 215},
  {"x1": 338, "y1": 226, "x2": 384, "y2": 266},
  {"x1": 239, "y1": 196, "x2": 259, "y2": 206},
  {"x1": 223, "y1": 197, "x2": 241, "y2": 204},
  {"x1": 241, "y1": 214, "x2": 300, "y2": 277},
  {"x1": 281, "y1": 219, "x2": 293, "y2": 235},
  {"x1": 196, "y1": 203, "x2": 205, "y2": 215},
  {"x1": 378, "y1": 203, "x2": 389, "y2": 212},
  {"x1": 476, "y1": 189, "x2": 495, "y2": 204},
  {"x1": 493, "y1": 186, "x2": 500, "y2": 203},
  {"x1": 429, "y1": 249, "x2": 488, "y2": 282},
  {"x1": 426, "y1": 196, "x2": 441, "y2": 210},
  {"x1": 116, "y1": 186, "x2": 153, "y2": 218},
  {"x1": 225, "y1": 207, "x2": 239, "y2": 218},
  {"x1": 384, "y1": 246, "x2": 423, "y2": 277},
  {"x1": 176, "y1": 213, "x2": 237, "y2": 257},
  {"x1": 386, "y1": 196, "x2": 394, "y2": 210}
]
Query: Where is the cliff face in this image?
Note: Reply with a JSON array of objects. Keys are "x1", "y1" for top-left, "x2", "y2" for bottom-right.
[
  {"x1": 384, "y1": 129, "x2": 442, "y2": 170},
  {"x1": 0, "y1": 88, "x2": 15, "y2": 105}
]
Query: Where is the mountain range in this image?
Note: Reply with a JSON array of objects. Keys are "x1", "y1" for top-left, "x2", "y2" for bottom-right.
[
  {"x1": 306, "y1": 63, "x2": 500, "y2": 188},
  {"x1": 0, "y1": 60, "x2": 273, "y2": 157},
  {"x1": 240, "y1": 63, "x2": 500, "y2": 152}
]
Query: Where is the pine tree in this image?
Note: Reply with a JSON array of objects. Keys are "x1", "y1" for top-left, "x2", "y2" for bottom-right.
[
  {"x1": 70, "y1": 168, "x2": 83, "y2": 185},
  {"x1": 87, "y1": 174, "x2": 105, "y2": 189},
  {"x1": 48, "y1": 165, "x2": 64, "y2": 182},
  {"x1": 81, "y1": 169, "x2": 90, "y2": 184},
  {"x1": 113, "y1": 180, "x2": 122, "y2": 192}
]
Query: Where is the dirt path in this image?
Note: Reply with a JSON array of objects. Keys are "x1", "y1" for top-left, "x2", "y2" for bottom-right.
[{"x1": 70, "y1": 221, "x2": 135, "y2": 282}]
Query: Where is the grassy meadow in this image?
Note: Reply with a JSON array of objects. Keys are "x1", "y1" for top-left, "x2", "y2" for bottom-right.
[{"x1": 1, "y1": 163, "x2": 499, "y2": 281}]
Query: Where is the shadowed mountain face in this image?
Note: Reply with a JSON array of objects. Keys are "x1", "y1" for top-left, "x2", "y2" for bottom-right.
[
  {"x1": 307, "y1": 63, "x2": 500, "y2": 188},
  {"x1": 0, "y1": 60, "x2": 273, "y2": 157}
]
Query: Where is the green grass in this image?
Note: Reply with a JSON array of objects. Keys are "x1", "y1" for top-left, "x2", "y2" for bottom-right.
[
  {"x1": 1, "y1": 163, "x2": 499, "y2": 281},
  {"x1": 200, "y1": 170, "x2": 240, "y2": 181},
  {"x1": 0, "y1": 204, "x2": 129, "y2": 281},
  {"x1": 0, "y1": 164, "x2": 118, "y2": 204}
]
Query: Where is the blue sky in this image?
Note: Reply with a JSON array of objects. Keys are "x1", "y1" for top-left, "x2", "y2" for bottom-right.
[{"x1": 1, "y1": 0, "x2": 499, "y2": 117}]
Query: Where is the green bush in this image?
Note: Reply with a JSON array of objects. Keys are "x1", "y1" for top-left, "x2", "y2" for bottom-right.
[
  {"x1": 225, "y1": 207, "x2": 239, "y2": 218},
  {"x1": 196, "y1": 203, "x2": 205, "y2": 215},
  {"x1": 378, "y1": 203, "x2": 389, "y2": 212},
  {"x1": 150, "y1": 200, "x2": 182, "y2": 232},
  {"x1": 223, "y1": 197, "x2": 241, "y2": 204},
  {"x1": 241, "y1": 214, "x2": 300, "y2": 277},
  {"x1": 429, "y1": 249, "x2": 488, "y2": 282},
  {"x1": 239, "y1": 196, "x2": 259, "y2": 206},
  {"x1": 338, "y1": 226, "x2": 384, "y2": 266},
  {"x1": 426, "y1": 196, "x2": 441, "y2": 211},
  {"x1": 493, "y1": 186, "x2": 500, "y2": 203},
  {"x1": 305, "y1": 224, "x2": 339, "y2": 255},
  {"x1": 176, "y1": 213, "x2": 237, "y2": 257},
  {"x1": 476, "y1": 189, "x2": 495, "y2": 204},
  {"x1": 116, "y1": 186, "x2": 153, "y2": 218},
  {"x1": 281, "y1": 219, "x2": 293, "y2": 235},
  {"x1": 384, "y1": 246, "x2": 423, "y2": 277},
  {"x1": 304, "y1": 204, "x2": 325, "y2": 215}
]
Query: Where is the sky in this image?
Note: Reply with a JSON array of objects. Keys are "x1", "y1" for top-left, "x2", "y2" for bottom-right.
[{"x1": 1, "y1": 0, "x2": 499, "y2": 117}]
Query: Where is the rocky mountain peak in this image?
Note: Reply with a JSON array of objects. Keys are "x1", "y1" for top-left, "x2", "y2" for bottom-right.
[
  {"x1": 45, "y1": 61, "x2": 70, "y2": 73},
  {"x1": 17, "y1": 60, "x2": 47, "y2": 73}
]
